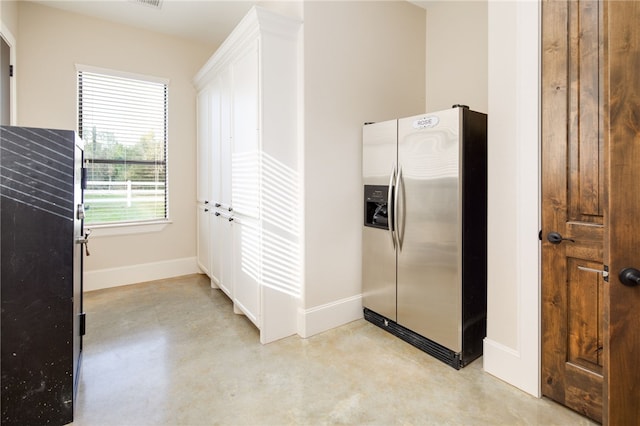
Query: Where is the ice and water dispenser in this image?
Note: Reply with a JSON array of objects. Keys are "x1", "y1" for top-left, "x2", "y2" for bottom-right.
[{"x1": 364, "y1": 185, "x2": 390, "y2": 230}]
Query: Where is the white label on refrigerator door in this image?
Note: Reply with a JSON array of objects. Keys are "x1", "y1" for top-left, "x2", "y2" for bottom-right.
[{"x1": 413, "y1": 116, "x2": 439, "y2": 129}]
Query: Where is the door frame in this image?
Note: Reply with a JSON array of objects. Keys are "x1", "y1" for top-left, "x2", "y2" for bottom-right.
[
  {"x1": 0, "y1": 22, "x2": 18, "y2": 126},
  {"x1": 0, "y1": 22, "x2": 16, "y2": 125},
  {"x1": 483, "y1": 0, "x2": 541, "y2": 398}
]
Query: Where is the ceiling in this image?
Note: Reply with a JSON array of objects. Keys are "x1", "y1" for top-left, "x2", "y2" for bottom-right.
[
  {"x1": 31, "y1": 1, "x2": 429, "y2": 47},
  {"x1": 31, "y1": 0, "x2": 262, "y2": 46}
]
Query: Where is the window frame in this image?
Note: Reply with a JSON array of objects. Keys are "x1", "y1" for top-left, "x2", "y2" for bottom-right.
[{"x1": 76, "y1": 64, "x2": 171, "y2": 232}]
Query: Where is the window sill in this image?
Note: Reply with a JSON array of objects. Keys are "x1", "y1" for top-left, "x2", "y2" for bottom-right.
[{"x1": 86, "y1": 220, "x2": 172, "y2": 238}]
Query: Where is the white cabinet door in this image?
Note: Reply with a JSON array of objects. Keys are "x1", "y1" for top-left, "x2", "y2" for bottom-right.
[
  {"x1": 220, "y1": 68, "x2": 233, "y2": 209},
  {"x1": 230, "y1": 40, "x2": 261, "y2": 327},
  {"x1": 196, "y1": 204, "x2": 211, "y2": 276},
  {"x1": 196, "y1": 90, "x2": 211, "y2": 204},
  {"x1": 217, "y1": 213, "x2": 234, "y2": 298},
  {"x1": 231, "y1": 41, "x2": 260, "y2": 218},
  {"x1": 232, "y1": 218, "x2": 261, "y2": 326},
  {"x1": 209, "y1": 210, "x2": 222, "y2": 288},
  {"x1": 210, "y1": 78, "x2": 222, "y2": 205}
]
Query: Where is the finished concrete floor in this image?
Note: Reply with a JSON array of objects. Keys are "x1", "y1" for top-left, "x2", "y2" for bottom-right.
[{"x1": 72, "y1": 274, "x2": 595, "y2": 426}]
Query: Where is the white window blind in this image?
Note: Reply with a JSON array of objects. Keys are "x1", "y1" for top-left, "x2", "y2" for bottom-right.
[{"x1": 78, "y1": 69, "x2": 168, "y2": 225}]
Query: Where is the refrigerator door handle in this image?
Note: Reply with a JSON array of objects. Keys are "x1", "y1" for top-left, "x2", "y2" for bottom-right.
[
  {"x1": 388, "y1": 165, "x2": 396, "y2": 249},
  {"x1": 394, "y1": 165, "x2": 402, "y2": 250}
]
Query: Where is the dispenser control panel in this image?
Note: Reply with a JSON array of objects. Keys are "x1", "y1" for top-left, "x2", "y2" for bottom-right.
[{"x1": 364, "y1": 185, "x2": 390, "y2": 230}]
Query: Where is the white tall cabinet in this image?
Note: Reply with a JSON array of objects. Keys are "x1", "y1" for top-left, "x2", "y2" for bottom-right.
[
  {"x1": 196, "y1": 89, "x2": 212, "y2": 277},
  {"x1": 194, "y1": 6, "x2": 302, "y2": 344}
]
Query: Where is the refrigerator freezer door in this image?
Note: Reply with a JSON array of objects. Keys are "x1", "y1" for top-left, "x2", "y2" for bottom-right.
[
  {"x1": 363, "y1": 120, "x2": 397, "y2": 186},
  {"x1": 362, "y1": 226, "x2": 397, "y2": 320},
  {"x1": 362, "y1": 120, "x2": 397, "y2": 320},
  {"x1": 396, "y1": 109, "x2": 462, "y2": 352}
]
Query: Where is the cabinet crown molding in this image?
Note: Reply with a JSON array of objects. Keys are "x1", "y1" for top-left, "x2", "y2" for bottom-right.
[{"x1": 193, "y1": 6, "x2": 301, "y2": 90}]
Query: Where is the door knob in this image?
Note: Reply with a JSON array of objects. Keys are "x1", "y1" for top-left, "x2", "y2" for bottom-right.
[
  {"x1": 546, "y1": 231, "x2": 575, "y2": 244},
  {"x1": 619, "y1": 268, "x2": 640, "y2": 287}
]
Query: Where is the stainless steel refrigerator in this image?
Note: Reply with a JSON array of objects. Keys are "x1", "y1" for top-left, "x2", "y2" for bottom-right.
[{"x1": 362, "y1": 106, "x2": 487, "y2": 369}]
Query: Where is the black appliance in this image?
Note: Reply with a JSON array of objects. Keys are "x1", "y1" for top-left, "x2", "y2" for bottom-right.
[{"x1": 1, "y1": 126, "x2": 86, "y2": 425}]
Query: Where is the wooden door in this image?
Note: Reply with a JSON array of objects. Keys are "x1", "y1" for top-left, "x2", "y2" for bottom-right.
[
  {"x1": 542, "y1": 1, "x2": 640, "y2": 424},
  {"x1": 603, "y1": 2, "x2": 640, "y2": 424},
  {"x1": 542, "y1": 0, "x2": 605, "y2": 421}
]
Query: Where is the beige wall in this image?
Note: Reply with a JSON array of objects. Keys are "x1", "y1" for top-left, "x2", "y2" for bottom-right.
[
  {"x1": 16, "y1": 2, "x2": 214, "y2": 280},
  {"x1": 258, "y1": 0, "x2": 302, "y2": 20},
  {"x1": 302, "y1": 1, "x2": 425, "y2": 308},
  {"x1": 424, "y1": 0, "x2": 488, "y2": 113},
  {"x1": 1, "y1": 1, "x2": 18, "y2": 37},
  {"x1": 486, "y1": 1, "x2": 519, "y2": 350}
]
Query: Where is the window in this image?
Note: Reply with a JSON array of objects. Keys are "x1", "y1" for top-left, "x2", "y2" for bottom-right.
[{"x1": 78, "y1": 67, "x2": 168, "y2": 225}]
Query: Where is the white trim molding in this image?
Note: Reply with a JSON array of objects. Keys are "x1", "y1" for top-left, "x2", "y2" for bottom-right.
[
  {"x1": 297, "y1": 294, "x2": 363, "y2": 338},
  {"x1": 75, "y1": 63, "x2": 170, "y2": 85},
  {"x1": 84, "y1": 257, "x2": 199, "y2": 292},
  {"x1": 86, "y1": 220, "x2": 171, "y2": 238},
  {"x1": 1, "y1": 22, "x2": 17, "y2": 125},
  {"x1": 483, "y1": 0, "x2": 541, "y2": 398},
  {"x1": 483, "y1": 338, "x2": 539, "y2": 397}
]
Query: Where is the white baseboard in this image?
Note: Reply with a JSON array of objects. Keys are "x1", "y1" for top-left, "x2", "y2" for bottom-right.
[
  {"x1": 297, "y1": 294, "x2": 363, "y2": 338},
  {"x1": 84, "y1": 257, "x2": 200, "y2": 292},
  {"x1": 483, "y1": 337, "x2": 540, "y2": 397}
]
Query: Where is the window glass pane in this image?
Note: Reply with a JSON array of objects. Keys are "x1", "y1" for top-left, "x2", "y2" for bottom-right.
[{"x1": 78, "y1": 70, "x2": 167, "y2": 225}]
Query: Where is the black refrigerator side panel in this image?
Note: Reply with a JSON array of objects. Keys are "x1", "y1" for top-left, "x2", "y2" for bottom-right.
[
  {"x1": 1, "y1": 126, "x2": 79, "y2": 426},
  {"x1": 72, "y1": 138, "x2": 84, "y2": 399},
  {"x1": 460, "y1": 110, "x2": 488, "y2": 365}
]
